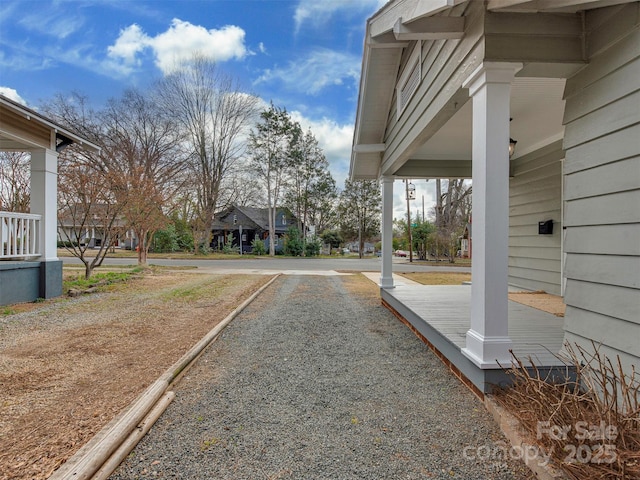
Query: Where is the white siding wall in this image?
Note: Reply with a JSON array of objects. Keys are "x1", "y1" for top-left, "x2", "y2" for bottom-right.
[
  {"x1": 562, "y1": 6, "x2": 640, "y2": 370},
  {"x1": 509, "y1": 141, "x2": 564, "y2": 295}
]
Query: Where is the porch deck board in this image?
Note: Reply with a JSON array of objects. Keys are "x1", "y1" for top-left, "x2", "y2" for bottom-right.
[{"x1": 384, "y1": 285, "x2": 567, "y2": 367}]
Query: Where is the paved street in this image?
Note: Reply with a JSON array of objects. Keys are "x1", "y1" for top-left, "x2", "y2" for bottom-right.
[{"x1": 61, "y1": 255, "x2": 471, "y2": 274}]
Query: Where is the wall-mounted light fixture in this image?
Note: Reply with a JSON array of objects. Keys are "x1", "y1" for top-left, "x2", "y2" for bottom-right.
[
  {"x1": 509, "y1": 137, "x2": 517, "y2": 158},
  {"x1": 509, "y1": 117, "x2": 517, "y2": 158}
]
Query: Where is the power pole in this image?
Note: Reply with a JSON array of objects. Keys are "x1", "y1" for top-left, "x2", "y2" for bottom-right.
[{"x1": 405, "y1": 179, "x2": 413, "y2": 263}]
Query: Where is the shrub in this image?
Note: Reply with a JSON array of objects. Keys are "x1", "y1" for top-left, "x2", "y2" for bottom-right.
[
  {"x1": 153, "y1": 225, "x2": 179, "y2": 252},
  {"x1": 251, "y1": 238, "x2": 266, "y2": 255},
  {"x1": 284, "y1": 227, "x2": 304, "y2": 256},
  {"x1": 304, "y1": 237, "x2": 321, "y2": 257},
  {"x1": 57, "y1": 240, "x2": 79, "y2": 248},
  {"x1": 222, "y1": 233, "x2": 236, "y2": 254}
]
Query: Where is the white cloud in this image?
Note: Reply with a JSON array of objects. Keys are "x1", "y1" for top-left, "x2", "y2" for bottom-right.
[
  {"x1": 18, "y1": 10, "x2": 84, "y2": 39},
  {"x1": 0, "y1": 86, "x2": 26, "y2": 105},
  {"x1": 151, "y1": 19, "x2": 248, "y2": 73},
  {"x1": 255, "y1": 48, "x2": 360, "y2": 96},
  {"x1": 106, "y1": 18, "x2": 249, "y2": 76},
  {"x1": 107, "y1": 23, "x2": 148, "y2": 72},
  {"x1": 294, "y1": 0, "x2": 386, "y2": 31},
  {"x1": 258, "y1": 42, "x2": 267, "y2": 54}
]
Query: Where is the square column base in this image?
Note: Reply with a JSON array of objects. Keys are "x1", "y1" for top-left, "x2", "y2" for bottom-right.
[
  {"x1": 462, "y1": 329, "x2": 513, "y2": 369},
  {"x1": 380, "y1": 275, "x2": 395, "y2": 289},
  {"x1": 39, "y1": 260, "x2": 63, "y2": 299}
]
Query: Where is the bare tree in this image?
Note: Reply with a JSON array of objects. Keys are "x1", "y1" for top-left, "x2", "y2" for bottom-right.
[
  {"x1": 157, "y1": 56, "x2": 259, "y2": 252},
  {"x1": 100, "y1": 89, "x2": 187, "y2": 264},
  {"x1": 41, "y1": 93, "x2": 125, "y2": 276},
  {"x1": 57, "y1": 149, "x2": 123, "y2": 278},
  {"x1": 217, "y1": 169, "x2": 264, "y2": 209},
  {"x1": 248, "y1": 103, "x2": 302, "y2": 255},
  {"x1": 44, "y1": 90, "x2": 186, "y2": 266},
  {"x1": 0, "y1": 151, "x2": 30, "y2": 212},
  {"x1": 433, "y1": 179, "x2": 472, "y2": 262}
]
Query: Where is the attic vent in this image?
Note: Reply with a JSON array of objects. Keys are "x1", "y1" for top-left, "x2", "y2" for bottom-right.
[{"x1": 397, "y1": 42, "x2": 421, "y2": 116}]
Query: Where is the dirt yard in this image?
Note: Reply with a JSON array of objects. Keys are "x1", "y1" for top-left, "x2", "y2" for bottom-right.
[{"x1": 0, "y1": 270, "x2": 271, "y2": 480}]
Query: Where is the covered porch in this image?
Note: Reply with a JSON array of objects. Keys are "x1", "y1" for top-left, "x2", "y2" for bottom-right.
[
  {"x1": 347, "y1": 0, "x2": 632, "y2": 392},
  {"x1": 381, "y1": 283, "x2": 567, "y2": 395},
  {"x1": 0, "y1": 95, "x2": 99, "y2": 305}
]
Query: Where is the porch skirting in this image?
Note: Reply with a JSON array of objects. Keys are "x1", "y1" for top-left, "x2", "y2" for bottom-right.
[
  {"x1": 381, "y1": 285, "x2": 571, "y2": 395},
  {"x1": 0, "y1": 260, "x2": 62, "y2": 305}
]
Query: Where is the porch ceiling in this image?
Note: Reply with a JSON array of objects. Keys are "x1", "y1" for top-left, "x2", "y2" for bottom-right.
[
  {"x1": 0, "y1": 95, "x2": 99, "y2": 153},
  {"x1": 393, "y1": 77, "x2": 567, "y2": 178}
]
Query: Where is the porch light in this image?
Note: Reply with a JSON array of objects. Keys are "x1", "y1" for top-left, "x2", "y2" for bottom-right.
[{"x1": 509, "y1": 137, "x2": 517, "y2": 158}]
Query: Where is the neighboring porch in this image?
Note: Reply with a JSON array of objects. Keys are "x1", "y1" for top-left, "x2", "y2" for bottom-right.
[
  {"x1": 381, "y1": 283, "x2": 568, "y2": 395},
  {"x1": 0, "y1": 95, "x2": 99, "y2": 306}
]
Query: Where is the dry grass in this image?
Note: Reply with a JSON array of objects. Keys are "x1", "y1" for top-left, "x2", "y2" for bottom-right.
[
  {"x1": 342, "y1": 273, "x2": 381, "y2": 305},
  {"x1": 494, "y1": 343, "x2": 640, "y2": 479},
  {"x1": 398, "y1": 271, "x2": 471, "y2": 285},
  {"x1": 0, "y1": 271, "x2": 271, "y2": 480},
  {"x1": 509, "y1": 290, "x2": 566, "y2": 317}
]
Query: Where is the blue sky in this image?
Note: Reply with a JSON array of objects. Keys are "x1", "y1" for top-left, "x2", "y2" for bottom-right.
[{"x1": 0, "y1": 0, "x2": 436, "y2": 221}]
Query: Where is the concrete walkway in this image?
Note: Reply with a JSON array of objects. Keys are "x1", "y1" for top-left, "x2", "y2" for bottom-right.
[
  {"x1": 110, "y1": 274, "x2": 532, "y2": 480},
  {"x1": 360, "y1": 271, "x2": 421, "y2": 286}
]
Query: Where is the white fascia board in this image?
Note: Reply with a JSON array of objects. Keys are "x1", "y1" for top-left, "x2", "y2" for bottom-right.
[
  {"x1": 370, "y1": 0, "x2": 465, "y2": 38},
  {"x1": 353, "y1": 143, "x2": 386, "y2": 153},
  {"x1": 352, "y1": 24, "x2": 373, "y2": 157},
  {"x1": 394, "y1": 16, "x2": 465, "y2": 40}
]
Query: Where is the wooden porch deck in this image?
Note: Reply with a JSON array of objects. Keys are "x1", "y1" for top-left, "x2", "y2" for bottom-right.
[{"x1": 380, "y1": 284, "x2": 569, "y2": 395}]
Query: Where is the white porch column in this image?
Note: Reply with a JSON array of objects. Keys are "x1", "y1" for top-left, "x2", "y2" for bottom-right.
[
  {"x1": 461, "y1": 62, "x2": 521, "y2": 368},
  {"x1": 380, "y1": 176, "x2": 394, "y2": 288},
  {"x1": 30, "y1": 148, "x2": 59, "y2": 261}
]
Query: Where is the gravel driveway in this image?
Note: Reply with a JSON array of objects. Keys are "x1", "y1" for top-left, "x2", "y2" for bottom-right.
[{"x1": 110, "y1": 274, "x2": 532, "y2": 479}]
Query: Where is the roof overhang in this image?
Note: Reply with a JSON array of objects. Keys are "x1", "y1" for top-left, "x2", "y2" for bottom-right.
[
  {"x1": 0, "y1": 95, "x2": 100, "y2": 153},
  {"x1": 350, "y1": 0, "x2": 637, "y2": 180},
  {"x1": 351, "y1": 1, "x2": 468, "y2": 180}
]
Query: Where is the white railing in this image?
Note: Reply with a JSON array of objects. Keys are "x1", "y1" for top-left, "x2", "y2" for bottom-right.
[{"x1": 1, "y1": 211, "x2": 41, "y2": 260}]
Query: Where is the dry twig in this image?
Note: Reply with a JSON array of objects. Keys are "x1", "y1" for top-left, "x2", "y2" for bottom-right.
[{"x1": 494, "y1": 342, "x2": 640, "y2": 480}]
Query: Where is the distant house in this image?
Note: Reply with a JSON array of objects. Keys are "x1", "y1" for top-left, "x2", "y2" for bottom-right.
[
  {"x1": 350, "y1": 0, "x2": 639, "y2": 393},
  {"x1": 57, "y1": 204, "x2": 128, "y2": 249},
  {"x1": 0, "y1": 95, "x2": 100, "y2": 305},
  {"x1": 460, "y1": 221, "x2": 471, "y2": 259},
  {"x1": 211, "y1": 205, "x2": 300, "y2": 253},
  {"x1": 345, "y1": 241, "x2": 376, "y2": 254}
]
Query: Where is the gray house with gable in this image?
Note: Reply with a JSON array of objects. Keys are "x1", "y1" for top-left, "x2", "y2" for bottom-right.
[{"x1": 211, "y1": 205, "x2": 300, "y2": 253}]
